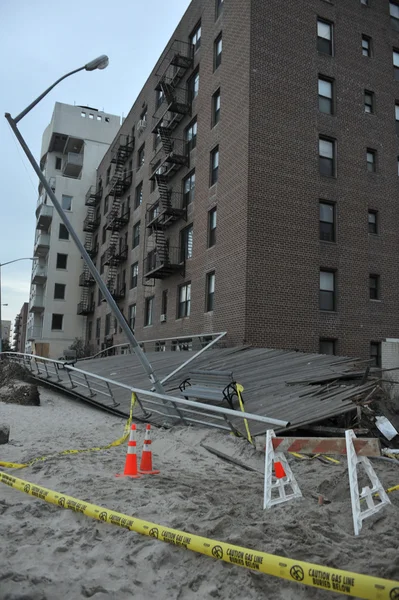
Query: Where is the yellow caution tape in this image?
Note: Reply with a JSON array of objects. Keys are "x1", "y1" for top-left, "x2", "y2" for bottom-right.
[
  {"x1": 0, "y1": 472, "x2": 397, "y2": 600},
  {"x1": 0, "y1": 393, "x2": 136, "y2": 470},
  {"x1": 387, "y1": 484, "x2": 399, "y2": 494},
  {"x1": 236, "y1": 384, "x2": 253, "y2": 444}
]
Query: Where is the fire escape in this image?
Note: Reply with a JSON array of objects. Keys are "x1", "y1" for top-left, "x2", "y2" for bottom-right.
[
  {"x1": 105, "y1": 134, "x2": 134, "y2": 299},
  {"x1": 145, "y1": 40, "x2": 193, "y2": 281},
  {"x1": 78, "y1": 184, "x2": 102, "y2": 316},
  {"x1": 77, "y1": 265, "x2": 95, "y2": 315}
]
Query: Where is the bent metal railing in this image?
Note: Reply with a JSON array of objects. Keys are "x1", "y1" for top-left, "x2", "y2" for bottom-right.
[{"x1": 0, "y1": 351, "x2": 288, "y2": 435}]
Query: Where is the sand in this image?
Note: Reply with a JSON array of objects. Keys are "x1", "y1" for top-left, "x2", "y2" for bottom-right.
[{"x1": 0, "y1": 386, "x2": 399, "y2": 600}]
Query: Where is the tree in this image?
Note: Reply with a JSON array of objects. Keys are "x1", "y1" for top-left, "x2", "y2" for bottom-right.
[{"x1": 68, "y1": 338, "x2": 93, "y2": 359}]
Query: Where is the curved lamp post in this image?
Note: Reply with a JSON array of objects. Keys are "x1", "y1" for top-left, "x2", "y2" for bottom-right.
[
  {"x1": 0, "y1": 258, "x2": 36, "y2": 353},
  {"x1": 4, "y1": 57, "x2": 167, "y2": 399}
]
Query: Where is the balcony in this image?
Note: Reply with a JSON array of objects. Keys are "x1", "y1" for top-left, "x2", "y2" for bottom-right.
[
  {"x1": 103, "y1": 244, "x2": 128, "y2": 266},
  {"x1": 109, "y1": 285, "x2": 126, "y2": 301},
  {"x1": 144, "y1": 246, "x2": 184, "y2": 280},
  {"x1": 62, "y1": 152, "x2": 83, "y2": 178},
  {"x1": 146, "y1": 192, "x2": 186, "y2": 230},
  {"x1": 85, "y1": 185, "x2": 102, "y2": 207},
  {"x1": 84, "y1": 241, "x2": 99, "y2": 259},
  {"x1": 27, "y1": 326, "x2": 43, "y2": 341},
  {"x1": 110, "y1": 134, "x2": 135, "y2": 165},
  {"x1": 110, "y1": 172, "x2": 133, "y2": 198},
  {"x1": 77, "y1": 301, "x2": 95, "y2": 315},
  {"x1": 156, "y1": 40, "x2": 194, "y2": 87},
  {"x1": 36, "y1": 203, "x2": 53, "y2": 230},
  {"x1": 152, "y1": 85, "x2": 191, "y2": 134},
  {"x1": 34, "y1": 233, "x2": 50, "y2": 257},
  {"x1": 32, "y1": 263, "x2": 47, "y2": 285},
  {"x1": 149, "y1": 140, "x2": 188, "y2": 182},
  {"x1": 106, "y1": 209, "x2": 130, "y2": 231},
  {"x1": 83, "y1": 213, "x2": 101, "y2": 233},
  {"x1": 29, "y1": 295, "x2": 45, "y2": 313},
  {"x1": 79, "y1": 271, "x2": 96, "y2": 287}
]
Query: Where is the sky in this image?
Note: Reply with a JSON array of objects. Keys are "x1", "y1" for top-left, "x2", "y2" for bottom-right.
[{"x1": 0, "y1": 0, "x2": 191, "y2": 329}]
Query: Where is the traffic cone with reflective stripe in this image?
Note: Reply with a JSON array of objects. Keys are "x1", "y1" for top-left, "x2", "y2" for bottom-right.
[
  {"x1": 116, "y1": 423, "x2": 142, "y2": 478},
  {"x1": 139, "y1": 424, "x2": 160, "y2": 475},
  {"x1": 274, "y1": 461, "x2": 286, "y2": 479}
]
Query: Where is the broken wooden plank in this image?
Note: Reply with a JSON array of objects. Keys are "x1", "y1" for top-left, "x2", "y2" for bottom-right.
[
  {"x1": 200, "y1": 443, "x2": 261, "y2": 472},
  {"x1": 298, "y1": 425, "x2": 370, "y2": 436},
  {"x1": 271, "y1": 436, "x2": 380, "y2": 456}
]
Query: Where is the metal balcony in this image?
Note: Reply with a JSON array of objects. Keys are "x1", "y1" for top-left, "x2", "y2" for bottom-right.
[
  {"x1": 34, "y1": 233, "x2": 50, "y2": 257},
  {"x1": 152, "y1": 85, "x2": 191, "y2": 134},
  {"x1": 85, "y1": 185, "x2": 102, "y2": 207},
  {"x1": 79, "y1": 271, "x2": 96, "y2": 287},
  {"x1": 149, "y1": 141, "x2": 188, "y2": 182},
  {"x1": 62, "y1": 152, "x2": 83, "y2": 178},
  {"x1": 144, "y1": 246, "x2": 184, "y2": 280},
  {"x1": 106, "y1": 209, "x2": 130, "y2": 231},
  {"x1": 109, "y1": 172, "x2": 133, "y2": 198},
  {"x1": 103, "y1": 244, "x2": 128, "y2": 266},
  {"x1": 29, "y1": 295, "x2": 45, "y2": 313},
  {"x1": 146, "y1": 193, "x2": 186, "y2": 229},
  {"x1": 84, "y1": 241, "x2": 99, "y2": 258},
  {"x1": 156, "y1": 40, "x2": 194, "y2": 86},
  {"x1": 36, "y1": 203, "x2": 53, "y2": 230},
  {"x1": 32, "y1": 263, "x2": 47, "y2": 285},
  {"x1": 27, "y1": 326, "x2": 43, "y2": 341},
  {"x1": 110, "y1": 134, "x2": 135, "y2": 165},
  {"x1": 77, "y1": 301, "x2": 95, "y2": 315},
  {"x1": 109, "y1": 285, "x2": 126, "y2": 301},
  {"x1": 83, "y1": 213, "x2": 101, "y2": 232}
]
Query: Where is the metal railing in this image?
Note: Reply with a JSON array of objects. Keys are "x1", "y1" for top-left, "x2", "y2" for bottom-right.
[{"x1": 0, "y1": 351, "x2": 288, "y2": 433}]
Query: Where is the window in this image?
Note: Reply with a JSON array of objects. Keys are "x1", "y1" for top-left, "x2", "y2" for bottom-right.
[
  {"x1": 390, "y1": 2, "x2": 399, "y2": 31},
  {"x1": 106, "y1": 166, "x2": 111, "y2": 185},
  {"x1": 132, "y1": 222, "x2": 140, "y2": 248},
  {"x1": 59, "y1": 224, "x2": 69, "y2": 240},
  {"x1": 190, "y1": 22, "x2": 201, "y2": 52},
  {"x1": 367, "y1": 149, "x2": 376, "y2": 172},
  {"x1": 87, "y1": 321, "x2": 92, "y2": 341},
  {"x1": 61, "y1": 195, "x2": 72, "y2": 211},
  {"x1": 54, "y1": 283, "x2": 65, "y2": 300},
  {"x1": 214, "y1": 33, "x2": 222, "y2": 70},
  {"x1": 130, "y1": 262, "x2": 138, "y2": 289},
  {"x1": 128, "y1": 304, "x2": 136, "y2": 331},
  {"x1": 318, "y1": 77, "x2": 333, "y2": 114},
  {"x1": 183, "y1": 171, "x2": 195, "y2": 206},
  {"x1": 364, "y1": 90, "x2": 374, "y2": 114},
  {"x1": 394, "y1": 50, "x2": 399, "y2": 80},
  {"x1": 51, "y1": 314, "x2": 63, "y2": 330},
  {"x1": 144, "y1": 296, "x2": 154, "y2": 326},
  {"x1": 396, "y1": 103, "x2": 399, "y2": 134},
  {"x1": 368, "y1": 210, "x2": 378, "y2": 234},
  {"x1": 188, "y1": 70, "x2": 200, "y2": 101},
  {"x1": 105, "y1": 313, "x2": 111, "y2": 336},
  {"x1": 55, "y1": 157, "x2": 62, "y2": 170},
  {"x1": 319, "y1": 339, "x2": 336, "y2": 355},
  {"x1": 156, "y1": 88, "x2": 165, "y2": 109},
  {"x1": 185, "y1": 119, "x2": 197, "y2": 153},
  {"x1": 95, "y1": 318, "x2": 101, "y2": 339},
  {"x1": 137, "y1": 145, "x2": 145, "y2": 168},
  {"x1": 210, "y1": 146, "x2": 219, "y2": 185},
  {"x1": 98, "y1": 288, "x2": 103, "y2": 306},
  {"x1": 178, "y1": 283, "x2": 191, "y2": 318},
  {"x1": 319, "y1": 202, "x2": 335, "y2": 242},
  {"x1": 370, "y1": 342, "x2": 381, "y2": 367},
  {"x1": 320, "y1": 270, "x2": 336, "y2": 311},
  {"x1": 104, "y1": 195, "x2": 109, "y2": 215},
  {"x1": 319, "y1": 137, "x2": 335, "y2": 177},
  {"x1": 206, "y1": 272, "x2": 215, "y2": 312},
  {"x1": 216, "y1": 0, "x2": 224, "y2": 19},
  {"x1": 161, "y1": 290, "x2": 168, "y2": 317},
  {"x1": 102, "y1": 225, "x2": 107, "y2": 245},
  {"x1": 180, "y1": 224, "x2": 193, "y2": 261},
  {"x1": 56, "y1": 253, "x2": 67, "y2": 269},
  {"x1": 369, "y1": 274, "x2": 380, "y2": 300},
  {"x1": 317, "y1": 19, "x2": 333, "y2": 55},
  {"x1": 208, "y1": 207, "x2": 217, "y2": 247},
  {"x1": 362, "y1": 35, "x2": 371, "y2": 57},
  {"x1": 135, "y1": 182, "x2": 143, "y2": 209},
  {"x1": 212, "y1": 89, "x2": 221, "y2": 126}
]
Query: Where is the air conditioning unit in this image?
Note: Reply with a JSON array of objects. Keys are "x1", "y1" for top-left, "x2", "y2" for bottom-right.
[
  {"x1": 160, "y1": 314, "x2": 167, "y2": 323},
  {"x1": 137, "y1": 119, "x2": 147, "y2": 133}
]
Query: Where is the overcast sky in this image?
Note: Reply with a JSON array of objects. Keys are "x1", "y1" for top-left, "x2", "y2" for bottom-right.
[{"x1": 0, "y1": 0, "x2": 190, "y2": 328}]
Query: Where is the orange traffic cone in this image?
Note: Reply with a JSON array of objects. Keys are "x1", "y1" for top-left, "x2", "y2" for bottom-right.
[
  {"x1": 274, "y1": 461, "x2": 286, "y2": 479},
  {"x1": 139, "y1": 424, "x2": 160, "y2": 475},
  {"x1": 116, "y1": 423, "x2": 142, "y2": 478}
]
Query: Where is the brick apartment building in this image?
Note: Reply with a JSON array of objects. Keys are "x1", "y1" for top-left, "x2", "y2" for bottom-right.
[{"x1": 81, "y1": 0, "x2": 399, "y2": 364}]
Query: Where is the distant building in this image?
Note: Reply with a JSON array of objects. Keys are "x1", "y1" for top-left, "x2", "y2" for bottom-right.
[
  {"x1": 1, "y1": 320, "x2": 11, "y2": 345},
  {"x1": 13, "y1": 303, "x2": 29, "y2": 352},
  {"x1": 26, "y1": 102, "x2": 120, "y2": 358}
]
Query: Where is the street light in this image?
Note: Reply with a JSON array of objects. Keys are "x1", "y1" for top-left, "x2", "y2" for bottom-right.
[
  {"x1": 0, "y1": 258, "x2": 36, "y2": 353},
  {"x1": 4, "y1": 57, "x2": 167, "y2": 398}
]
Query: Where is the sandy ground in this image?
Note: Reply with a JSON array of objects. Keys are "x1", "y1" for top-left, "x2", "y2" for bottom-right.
[{"x1": 0, "y1": 386, "x2": 399, "y2": 600}]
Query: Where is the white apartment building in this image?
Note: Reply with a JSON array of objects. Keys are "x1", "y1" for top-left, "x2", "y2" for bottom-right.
[{"x1": 26, "y1": 102, "x2": 120, "y2": 358}]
